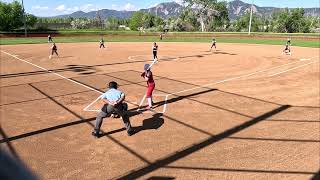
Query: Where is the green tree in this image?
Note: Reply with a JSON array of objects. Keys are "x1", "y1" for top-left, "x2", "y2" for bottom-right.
[
  {"x1": 142, "y1": 13, "x2": 155, "y2": 29},
  {"x1": 105, "y1": 17, "x2": 120, "y2": 30},
  {"x1": 26, "y1": 14, "x2": 37, "y2": 28},
  {"x1": 0, "y1": 1, "x2": 23, "y2": 31},
  {"x1": 179, "y1": 9, "x2": 200, "y2": 31},
  {"x1": 234, "y1": 12, "x2": 262, "y2": 32},
  {"x1": 208, "y1": 1, "x2": 229, "y2": 31},
  {"x1": 129, "y1": 12, "x2": 144, "y2": 31},
  {"x1": 271, "y1": 8, "x2": 311, "y2": 33},
  {"x1": 184, "y1": 0, "x2": 229, "y2": 32}
]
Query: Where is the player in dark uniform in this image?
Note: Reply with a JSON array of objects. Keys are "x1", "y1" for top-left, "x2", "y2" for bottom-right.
[
  {"x1": 152, "y1": 42, "x2": 158, "y2": 62},
  {"x1": 141, "y1": 64, "x2": 155, "y2": 110},
  {"x1": 210, "y1": 37, "x2": 217, "y2": 51},
  {"x1": 160, "y1": 33, "x2": 163, "y2": 41},
  {"x1": 48, "y1": 34, "x2": 53, "y2": 43},
  {"x1": 287, "y1": 37, "x2": 291, "y2": 46},
  {"x1": 49, "y1": 43, "x2": 59, "y2": 59},
  {"x1": 99, "y1": 37, "x2": 105, "y2": 48},
  {"x1": 282, "y1": 43, "x2": 291, "y2": 55}
]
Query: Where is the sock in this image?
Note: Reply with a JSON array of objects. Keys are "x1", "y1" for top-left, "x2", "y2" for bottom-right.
[{"x1": 147, "y1": 97, "x2": 152, "y2": 107}]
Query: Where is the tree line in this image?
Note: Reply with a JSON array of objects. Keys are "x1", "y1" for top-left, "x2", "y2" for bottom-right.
[{"x1": 0, "y1": 0, "x2": 319, "y2": 33}]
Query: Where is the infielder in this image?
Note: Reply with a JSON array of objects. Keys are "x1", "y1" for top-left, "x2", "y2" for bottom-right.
[
  {"x1": 49, "y1": 43, "x2": 59, "y2": 59},
  {"x1": 210, "y1": 37, "x2": 217, "y2": 51},
  {"x1": 152, "y1": 42, "x2": 158, "y2": 62}
]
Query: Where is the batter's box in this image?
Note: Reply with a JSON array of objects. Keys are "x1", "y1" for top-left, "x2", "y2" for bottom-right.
[{"x1": 137, "y1": 94, "x2": 168, "y2": 114}]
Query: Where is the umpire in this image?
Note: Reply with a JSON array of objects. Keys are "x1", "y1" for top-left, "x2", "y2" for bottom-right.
[{"x1": 92, "y1": 81, "x2": 134, "y2": 137}]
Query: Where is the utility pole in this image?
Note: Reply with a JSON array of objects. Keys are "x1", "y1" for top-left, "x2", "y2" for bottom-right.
[
  {"x1": 248, "y1": 0, "x2": 254, "y2": 35},
  {"x1": 21, "y1": 0, "x2": 27, "y2": 37}
]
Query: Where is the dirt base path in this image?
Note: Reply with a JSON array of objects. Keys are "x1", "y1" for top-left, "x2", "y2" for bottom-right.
[{"x1": 0, "y1": 42, "x2": 319, "y2": 179}]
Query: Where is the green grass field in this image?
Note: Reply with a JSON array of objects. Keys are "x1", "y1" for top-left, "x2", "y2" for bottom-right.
[
  {"x1": 2, "y1": 30, "x2": 319, "y2": 37},
  {"x1": 1, "y1": 36, "x2": 319, "y2": 48}
]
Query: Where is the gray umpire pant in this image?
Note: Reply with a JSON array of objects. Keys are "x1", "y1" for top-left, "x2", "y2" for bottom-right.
[{"x1": 94, "y1": 103, "x2": 131, "y2": 132}]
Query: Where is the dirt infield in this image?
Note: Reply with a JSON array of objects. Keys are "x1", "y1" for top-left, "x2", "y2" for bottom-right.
[{"x1": 0, "y1": 42, "x2": 319, "y2": 179}]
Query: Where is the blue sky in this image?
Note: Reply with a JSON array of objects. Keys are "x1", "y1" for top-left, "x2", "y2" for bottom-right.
[{"x1": 1, "y1": 0, "x2": 319, "y2": 17}]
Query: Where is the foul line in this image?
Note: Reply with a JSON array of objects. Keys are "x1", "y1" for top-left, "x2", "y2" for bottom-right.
[
  {"x1": 128, "y1": 55, "x2": 179, "y2": 62},
  {"x1": 269, "y1": 60, "x2": 319, "y2": 77},
  {"x1": 1, "y1": 50, "x2": 103, "y2": 94},
  {"x1": 300, "y1": 56, "x2": 319, "y2": 61},
  {"x1": 169, "y1": 59, "x2": 306, "y2": 96},
  {"x1": 3, "y1": 50, "x2": 316, "y2": 114},
  {"x1": 1, "y1": 50, "x2": 135, "y2": 112},
  {"x1": 136, "y1": 56, "x2": 315, "y2": 114}
]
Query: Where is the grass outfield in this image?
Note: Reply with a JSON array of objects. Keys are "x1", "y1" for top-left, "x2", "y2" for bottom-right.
[
  {"x1": 2, "y1": 30, "x2": 319, "y2": 37},
  {"x1": 0, "y1": 36, "x2": 319, "y2": 48}
]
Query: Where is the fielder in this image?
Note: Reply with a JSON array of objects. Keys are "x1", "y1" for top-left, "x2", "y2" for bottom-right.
[
  {"x1": 92, "y1": 81, "x2": 135, "y2": 137},
  {"x1": 287, "y1": 37, "x2": 292, "y2": 46},
  {"x1": 282, "y1": 43, "x2": 291, "y2": 55},
  {"x1": 210, "y1": 37, "x2": 217, "y2": 51},
  {"x1": 48, "y1": 34, "x2": 53, "y2": 43},
  {"x1": 49, "y1": 43, "x2": 59, "y2": 59},
  {"x1": 99, "y1": 37, "x2": 105, "y2": 48},
  {"x1": 152, "y1": 42, "x2": 158, "y2": 62},
  {"x1": 141, "y1": 64, "x2": 155, "y2": 110}
]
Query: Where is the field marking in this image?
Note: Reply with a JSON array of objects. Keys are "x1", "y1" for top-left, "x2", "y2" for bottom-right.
[
  {"x1": 269, "y1": 61, "x2": 319, "y2": 77},
  {"x1": 136, "y1": 57, "x2": 314, "y2": 114},
  {"x1": 128, "y1": 55, "x2": 179, "y2": 62},
  {"x1": 0, "y1": 50, "x2": 137, "y2": 112},
  {"x1": 83, "y1": 95, "x2": 102, "y2": 112},
  {"x1": 2, "y1": 50, "x2": 315, "y2": 114},
  {"x1": 168, "y1": 60, "x2": 306, "y2": 96},
  {"x1": 137, "y1": 94, "x2": 168, "y2": 114},
  {"x1": 300, "y1": 56, "x2": 319, "y2": 61}
]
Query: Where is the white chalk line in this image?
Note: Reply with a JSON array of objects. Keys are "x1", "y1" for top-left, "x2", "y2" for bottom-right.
[
  {"x1": 128, "y1": 55, "x2": 179, "y2": 62},
  {"x1": 1, "y1": 50, "x2": 137, "y2": 112},
  {"x1": 300, "y1": 56, "x2": 319, "y2": 61},
  {"x1": 83, "y1": 95, "x2": 102, "y2": 112},
  {"x1": 136, "y1": 57, "x2": 315, "y2": 114},
  {"x1": 137, "y1": 94, "x2": 168, "y2": 114},
  {"x1": 269, "y1": 61, "x2": 319, "y2": 77},
  {"x1": 169, "y1": 59, "x2": 306, "y2": 96},
  {"x1": 3, "y1": 50, "x2": 316, "y2": 114},
  {"x1": 270, "y1": 56, "x2": 319, "y2": 77}
]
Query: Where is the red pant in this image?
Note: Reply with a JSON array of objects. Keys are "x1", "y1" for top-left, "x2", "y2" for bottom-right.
[{"x1": 146, "y1": 83, "x2": 155, "y2": 98}]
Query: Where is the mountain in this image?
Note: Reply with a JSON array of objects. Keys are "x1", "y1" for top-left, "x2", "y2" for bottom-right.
[
  {"x1": 227, "y1": 0, "x2": 320, "y2": 20},
  {"x1": 140, "y1": 2, "x2": 184, "y2": 18},
  {"x1": 55, "y1": 9, "x2": 134, "y2": 19},
  {"x1": 52, "y1": 1, "x2": 320, "y2": 20}
]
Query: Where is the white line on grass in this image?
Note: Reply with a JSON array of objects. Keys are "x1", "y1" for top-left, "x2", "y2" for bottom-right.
[{"x1": 269, "y1": 61, "x2": 319, "y2": 77}]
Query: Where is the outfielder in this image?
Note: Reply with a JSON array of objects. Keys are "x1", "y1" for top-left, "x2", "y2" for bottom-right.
[{"x1": 48, "y1": 34, "x2": 53, "y2": 43}]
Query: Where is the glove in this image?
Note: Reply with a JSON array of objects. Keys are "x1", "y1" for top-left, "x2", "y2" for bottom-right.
[{"x1": 141, "y1": 72, "x2": 146, "y2": 77}]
